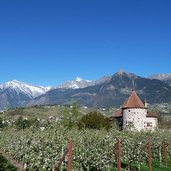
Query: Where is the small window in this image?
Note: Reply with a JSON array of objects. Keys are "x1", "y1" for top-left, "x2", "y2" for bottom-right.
[{"x1": 147, "y1": 122, "x2": 153, "y2": 127}]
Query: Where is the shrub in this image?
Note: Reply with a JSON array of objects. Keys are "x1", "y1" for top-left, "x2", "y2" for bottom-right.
[
  {"x1": 15, "y1": 116, "x2": 40, "y2": 130},
  {"x1": 77, "y1": 111, "x2": 111, "y2": 130},
  {"x1": 0, "y1": 117, "x2": 3, "y2": 129}
]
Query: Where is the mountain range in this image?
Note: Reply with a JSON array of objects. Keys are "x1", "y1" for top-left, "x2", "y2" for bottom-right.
[
  {"x1": 0, "y1": 71, "x2": 171, "y2": 110},
  {"x1": 0, "y1": 80, "x2": 50, "y2": 110},
  {"x1": 57, "y1": 77, "x2": 94, "y2": 89},
  {"x1": 149, "y1": 74, "x2": 171, "y2": 86}
]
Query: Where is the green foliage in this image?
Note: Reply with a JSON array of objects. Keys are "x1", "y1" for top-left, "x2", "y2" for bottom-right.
[
  {"x1": 0, "y1": 124, "x2": 171, "y2": 170},
  {"x1": 1, "y1": 126, "x2": 171, "y2": 170},
  {"x1": 15, "y1": 116, "x2": 29, "y2": 130},
  {"x1": 15, "y1": 116, "x2": 39, "y2": 130},
  {"x1": 158, "y1": 114, "x2": 171, "y2": 129},
  {"x1": 139, "y1": 160, "x2": 171, "y2": 171},
  {"x1": 62, "y1": 106, "x2": 73, "y2": 128},
  {"x1": 63, "y1": 107, "x2": 69, "y2": 126},
  {"x1": 0, "y1": 117, "x2": 3, "y2": 129},
  {"x1": 7, "y1": 108, "x2": 24, "y2": 116},
  {"x1": 78, "y1": 111, "x2": 111, "y2": 130},
  {"x1": 62, "y1": 102, "x2": 79, "y2": 129},
  {"x1": 71, "y1": 102, "x2": 78, "y2": 121},
  {"x1": 0, "y1": 153, "x2": 17, "y2": 171}
]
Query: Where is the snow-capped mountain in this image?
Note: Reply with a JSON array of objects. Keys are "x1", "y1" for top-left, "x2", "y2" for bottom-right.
[
  {"x1": 31, "y1": 70, "x2": 171, "y2": 108},
  {"x1": 0, "y1": 80, "x2": 50, "y2": 98},
  {"x1": 57, "y1": 76, "x2": 112, "y2": 89},
  {"x1": 1, "y1": 71, "x2": 171, "y2": 110},
  {"x1": 149, "y1": 74, "x2": 171, "y2": 86},
  {"x1": 58, "y1": 77, "x2": 93, "y2": 89},
  {"x1": 0, "y1": 80, "x2": 51, "y2": 110}
]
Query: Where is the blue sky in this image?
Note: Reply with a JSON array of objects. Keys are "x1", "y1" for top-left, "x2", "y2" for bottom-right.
[{"x1": 0, "y1": 0, "x2": 171, "y2": 86}]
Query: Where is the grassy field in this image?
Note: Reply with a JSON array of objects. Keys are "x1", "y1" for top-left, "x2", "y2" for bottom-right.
[{"x1": 0, "y1": 105, "x2": 114, "y2": 120}]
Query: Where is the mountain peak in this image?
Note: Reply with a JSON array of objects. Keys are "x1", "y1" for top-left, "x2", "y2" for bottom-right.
[
  {"x1": 116, "y1": 69, "x2": 126, "y2": 75},
  {"x1": 75, "y1": 77, "x2": 83, "y2": 82},
  {"x1": 114, "y1": 70, "x2": 137, "y2": 78},
  {"x1": 58, "y1": 77, "x2": 93, "y2": 89},
  {"x1": 109, "y1": 70, "x2": 138, "y2": 89},
  {"x1": 10, "y1": 79, "x2": 20, "y2": 83},
  {"x1": 7, "y1": 79, "x2": 21, "y2": 84},
  {"x1": 4, "y1": 80, "x2": 24, "y2": 88},
  {"x1": 0, "y1": 80, "x2": 50, "y2": 98}
]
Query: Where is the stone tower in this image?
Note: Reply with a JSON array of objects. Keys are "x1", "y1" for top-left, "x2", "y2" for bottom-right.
[{"x1": 113, "y1": 91, "x2": 158, "y2": 131}]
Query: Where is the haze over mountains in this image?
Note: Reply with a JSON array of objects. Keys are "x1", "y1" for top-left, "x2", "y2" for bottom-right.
[{"x1": 0, "y1": 70, "x2": 171, "y2": 110}]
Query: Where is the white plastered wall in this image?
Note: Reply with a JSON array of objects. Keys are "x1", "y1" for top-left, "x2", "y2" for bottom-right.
[{"x1": 123, "y1": 108, "x2": 147, "y2": 131}]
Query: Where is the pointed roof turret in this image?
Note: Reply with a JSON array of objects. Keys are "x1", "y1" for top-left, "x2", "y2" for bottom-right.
[{"x1": 121, "y1": 91, "x2": 146, "y2": 109}]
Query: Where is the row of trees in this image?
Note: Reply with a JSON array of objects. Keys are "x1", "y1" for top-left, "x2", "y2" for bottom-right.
[{"x1": 62, "y1": 102, "x2": 111, "y2": 129}]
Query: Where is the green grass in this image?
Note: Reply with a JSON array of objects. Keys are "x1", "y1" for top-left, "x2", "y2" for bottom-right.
[
  {"x1": 1, "y1": 105, "x2": 110, "y2": 120},
  {"x1": 134, "y1": 160, "x2": 171, "y2": 171},
  {"x1": 3, "y1": 105, "x2": 65, "y2": 119},
  {"x1": 112, "y1": 160, "x2": 171, "y2": 171},
  {"x1": 0, "y1": 153, "x2": 17, "y2": 171}
]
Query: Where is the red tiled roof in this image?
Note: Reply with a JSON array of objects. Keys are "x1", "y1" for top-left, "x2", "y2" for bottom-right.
[
  {"x1": 147, "y1": 111, "x2": 158, "y2": 117},
  {"x1": 121, "y1": 91, "x2": 146, "y2": 109},
  {"x1": 113, "y1": 108, "x2": 122, "y2": 117}
]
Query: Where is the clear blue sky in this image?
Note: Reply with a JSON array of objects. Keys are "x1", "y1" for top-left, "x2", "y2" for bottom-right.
[{"x1": 0, "y1": 0, "x2": 171, "y2": 86}]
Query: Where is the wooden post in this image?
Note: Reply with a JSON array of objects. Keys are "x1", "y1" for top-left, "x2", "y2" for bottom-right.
[
  {"x1": 54, "y1": 147, "x2": 69, "y2": 170},
  {"x1": 163, "y1": 143, "x2": 167, "y2": 167},
  {"x1": 67, "y1": 140, "x2": 72, "y2": 171},
  {"x1": 148, "y1": 140, "x2": 152, "y2": 171},
  {"x1": 117, "y1": 138, "x2": 121, "y2": 171}
]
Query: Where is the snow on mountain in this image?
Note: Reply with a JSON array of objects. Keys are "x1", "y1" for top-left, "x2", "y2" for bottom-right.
[
  {"x1": 57, "y1": 77, "x2": 93, "y2": 89},
  {"x1": 75, "y1": 77, "x2": 82, "y2": 82},
  {"x1": 0, "y1": 80, "x2": 51, "y2": 98},
  {"x1": 57, "y1": 75, "x2": 113, "y2": 89}
]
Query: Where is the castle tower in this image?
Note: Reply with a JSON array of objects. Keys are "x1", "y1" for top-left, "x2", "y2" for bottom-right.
[
  {"x1": 121, "y1": 91, "x2": 147, "y2": 131},
  {"x1": 113, "y1": 91, "x2": 158, "y2": 131}
]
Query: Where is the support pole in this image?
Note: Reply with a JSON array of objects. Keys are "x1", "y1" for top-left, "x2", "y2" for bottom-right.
[
  {"x1": 148, "y1": 140, "x2": 152, "y2": 171},
  {"x1": 117, "y1": 138, "x2": 121, "y2": 171},
  {"x1": 163, "y1": 143, "x2": 167, "y2": 167},
  {"x1": 67, "y1": 140, "x2": 72, "y2": 171}
]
